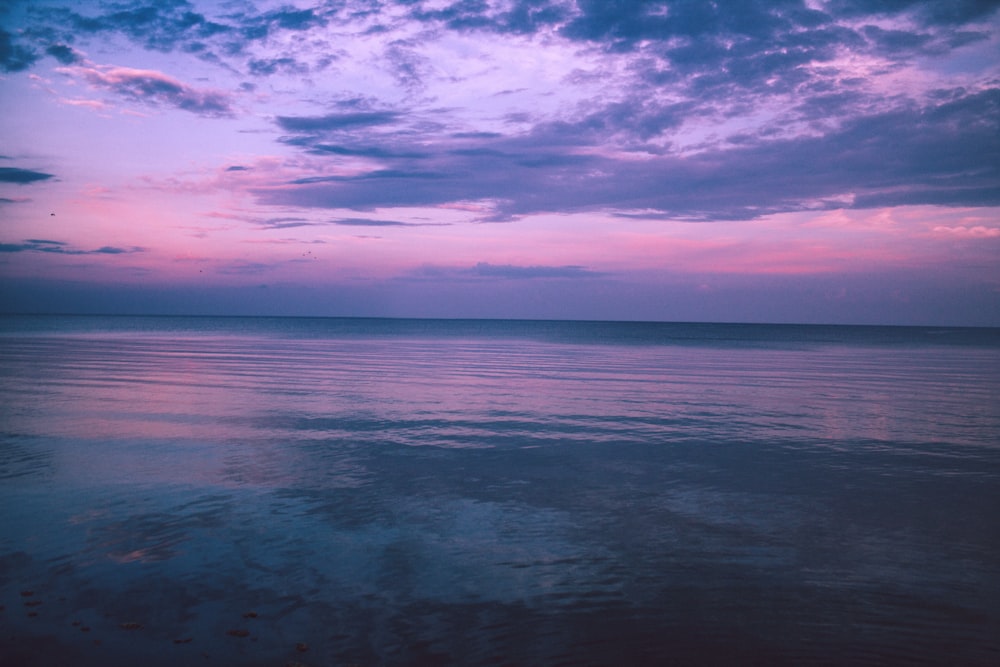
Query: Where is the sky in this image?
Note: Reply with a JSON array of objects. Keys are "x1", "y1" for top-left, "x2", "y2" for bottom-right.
[{"x1": 1, "y1": 0, "x2": 998, "y2": 325}]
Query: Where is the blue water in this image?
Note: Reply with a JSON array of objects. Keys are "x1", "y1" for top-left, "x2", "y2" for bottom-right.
[{"x1": 1, "y1": 315, "x2": 998, "y2": 665}]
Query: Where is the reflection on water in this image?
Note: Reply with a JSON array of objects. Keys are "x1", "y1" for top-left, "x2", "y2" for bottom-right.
[{"x1": 1, "y1": 317, "x2": 998, "y2": 665}]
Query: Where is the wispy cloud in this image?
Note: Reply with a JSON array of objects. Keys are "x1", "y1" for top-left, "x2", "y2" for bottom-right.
[
  {"x1": 215, "y1": 260, "x2": 278, "y2": 275},
  {"x1": 276, "y1": 111, "x2": 403, "y2": 132},
  {"x1": 0, "y1": 239, "x2": 145, "y2": 254},
  {"x1": 332, "y1": 217, "x2": 421, "y2": 227},
  {"x1": 58, "y1": 63, "x2": 234, "y2": 116},
  {"x1": 470, "y1": 262, "x2": 606, "y2": 279},
  {"x1": 256, "y1": 216, "x2": 313, "y2": 230},
  {"x1": 933, "y1": 225, "x2": 1000, "y2": 238},
  {"x1": 406, "y1": 261, "x2": 607, "y2": 282}
]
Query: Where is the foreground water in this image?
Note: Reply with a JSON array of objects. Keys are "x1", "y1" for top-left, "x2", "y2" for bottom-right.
[{"x1": 1, "y1": 315, "x2": 998, "y2": 666}]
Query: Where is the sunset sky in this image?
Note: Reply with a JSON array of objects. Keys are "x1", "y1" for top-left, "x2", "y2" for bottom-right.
[{"x1": 1, "y1": 0, "x2": 998, "y2": 324}]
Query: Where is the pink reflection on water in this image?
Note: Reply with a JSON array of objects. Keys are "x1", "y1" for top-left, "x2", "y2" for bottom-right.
[{"x1": 4, "y1": 331, "x2": 997, "y2": 498}]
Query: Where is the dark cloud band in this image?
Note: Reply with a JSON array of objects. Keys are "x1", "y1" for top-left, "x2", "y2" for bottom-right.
[
  {"x1": 0, "y1": 239, "x2": 144, "y2": 254},
  {"x1": 0, "y1": 167, "x2": 55, "y2": 184}
]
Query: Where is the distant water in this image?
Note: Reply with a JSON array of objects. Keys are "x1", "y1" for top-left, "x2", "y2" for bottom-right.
[{"x1": 1, "y1": 315, "x2": 998, "y2": 666}]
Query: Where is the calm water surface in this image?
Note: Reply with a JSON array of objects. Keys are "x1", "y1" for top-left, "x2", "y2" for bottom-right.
[{"x1": 1, "y1": 316, "x2": 998, "y2": 665}]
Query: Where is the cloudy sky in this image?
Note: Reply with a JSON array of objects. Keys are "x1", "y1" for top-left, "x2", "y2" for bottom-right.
[{"x1": 1, "y1": 0, "x2": 998, "y2": 324}]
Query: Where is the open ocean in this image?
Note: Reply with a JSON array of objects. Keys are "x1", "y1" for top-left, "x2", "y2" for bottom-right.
[{"x1": 1, "y1": 315, "x2": 998, "y2": 666}]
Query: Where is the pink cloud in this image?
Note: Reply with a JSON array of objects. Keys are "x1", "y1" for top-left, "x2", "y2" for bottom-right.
[
  {"x1": 932, "y1": 225, "x2": 1000, "y2": 238},
  {"x1": 58, "y1": 97, "x2": 109, "y2": 111},
  {"x1": 58, "y1": 64, "x2": 234, "y2": 117}
]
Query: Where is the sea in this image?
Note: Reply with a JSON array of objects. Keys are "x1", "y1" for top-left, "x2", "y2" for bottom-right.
[{"x1": 1, "y1": 315, "x2": 998, "y2": 666}]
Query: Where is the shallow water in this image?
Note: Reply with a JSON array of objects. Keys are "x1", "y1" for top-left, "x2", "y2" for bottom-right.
[{"x1": 1, "y1": 316, "x2": 999, "y2": 665}]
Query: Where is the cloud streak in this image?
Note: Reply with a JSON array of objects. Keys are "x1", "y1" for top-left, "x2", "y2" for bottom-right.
[
  {"x1": 332, "y1": 217, "x2": 432, "y2": 227},
  {"x1": 276, "y1": 111, "x2": 403, "y2": 132},
  {"x1": 0, "y1": 239, "x2": 144, "y2": 255},
  {"x1": 58, "y1": 63, "x2": 234, "y2": 116},
  {"x1": 470, "y1": 262, "x2": 605, "y2": 279}
]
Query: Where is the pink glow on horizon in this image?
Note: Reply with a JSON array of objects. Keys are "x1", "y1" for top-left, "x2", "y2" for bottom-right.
[{"x1": 5, "y1": 194, "x2": 998, "y2": 286}]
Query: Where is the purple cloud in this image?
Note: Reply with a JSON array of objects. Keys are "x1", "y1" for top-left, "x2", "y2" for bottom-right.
[
  {"x1": 63, "y1": 64, "x2": 234, "y2": 116},
  {"x1": 260, "y1": 88, "x2": 999, "y2": 221}
]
